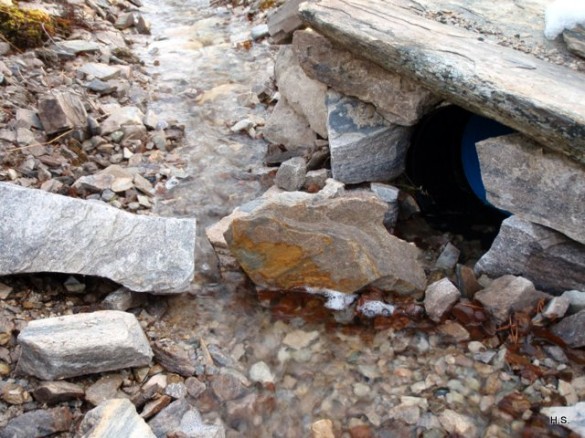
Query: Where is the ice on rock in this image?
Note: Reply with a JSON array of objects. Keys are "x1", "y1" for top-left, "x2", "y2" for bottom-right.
[
  {"x1": 357, "y1": 300, "x2": 396, "y2": 318},
  {"x1": 306, "y1": 287, "x2": 357, "y2": 310},
  {"x1": 544, "y1": 0, "x2": 585, "y2": 40}
]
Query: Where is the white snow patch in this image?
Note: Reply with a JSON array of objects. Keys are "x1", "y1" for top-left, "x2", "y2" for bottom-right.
[
  {"x1": 305, "y1": 287, "x2": 357, "y2": 310},
  {"x1": 544, "y1": 0, "x2": 585, "y2": 40},
  {"x1": 357, "y1": 300, "x2": 396, "y2": 318}
]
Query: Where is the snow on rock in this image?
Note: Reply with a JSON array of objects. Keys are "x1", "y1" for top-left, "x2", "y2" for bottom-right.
[{"x1": 544, "y1": 0, "x2": 585, "y2": 40}]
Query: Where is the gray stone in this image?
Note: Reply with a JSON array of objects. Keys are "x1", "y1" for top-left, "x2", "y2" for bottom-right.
[
  {"x1": 152, "y1": 340, "x2": 197, "y2": 377},
  {"x1": 185, "y1": 377, "x2": 206, "y2": 399},
  {"x1": 0, "y1": 407, "x2": 73, "y2": 438},
  {"x1": 477, "y1": 134, "x2": 585, "y2": 245},
  {"x1": 86, "y1": 374, "x2": 125, "y2": 406},
  {"x1": 16, "y1": 310, "x2": 153, "y2": 380},
  {"x1": 86, "y1": 78, "x2": 117, "y2": 95},
  {"x1": 103, "y1": 287, "x2": 147, "y2": 311},
  {"x1": 164, "y1": 382, "x2": 187, "y2": 400},
  {"x1": 541, "y1": 403, "x2": 585, "y2": 437},
  {"x1": 304, "y1": 169, "x2": 329, "y2": 191},
  {"x1": 275, "y1": 157, "x2": 307, "y2": 191},
  {"x1": 552, "y1": 310, "x2": 585, "y2": 348},
  {"x1": 101, "y1": 106, "x2": 145, "y2": 136},
  {"x1": 54, "y1": 40, "x2": 101, "y2": 55},
  {"x1": 475, "y1": 216, "x2": 585, "y2": 294},
  {"x1": 370, "y1": 182, "x2": 400, "y2": 227},
  {"x1": 327, "y1": 90, "x2": 410, "y2": 184},
  {"x1": 211, "y1": 370, "x2": 247, "y2": 402},
  {"x1": 79, "y1": 398, "x2": 156, "y2": 438},
  {"x1": 135, "y1": 14, "x2": 151, "y2": 35},
  {"x1": 33, "y1": 381, "x2": 85, "y2": 404},
  {"x1": 267, "y1": 0, "x2": 304, "y2": 44},
  {"x1": 148, "y1": 399, "x2": 223, "y2": 438},
  {"x1": 225, "y1": 191, "x2": 427, "y2": 294},
  {"x1": 561, "y1": 290, "x2": 585, "y2": 315},
  {"x1": 0, "y1": 183, "x2": 196, "y2": 293},
  {"x1": 79, "y1": 62, "x2": 123, "y2": 81},
  {"x1": 251, "y1": 24, "x2": 269, "y2": 40},
  {"x1": 474, "y1": 275, "x2": 551, "y2": 324},
  {"x1": 542, "y1": 296, "x2": 570, "y2": 320},
  {"x1": 293, "y1": 30, "x2": 440, "y2": 126},
  {"x1": 274, "y1": 46, "x2": 328, "y2": 138},
  {"x1": 263, "y1": 96, "x2": 316, "y2": 163},
  {"x1": 438, "y1": 409, "x2": 478, "y2": 438},
  {"x1": 37, "y1": 92, "x2": 87, "y2": 135},
  {"x1": 564, "y1": 25, "x2": 585, "y2": 59},
  {"x1": 424, "y1": 278, "x2": 461, "y2": 323},
  {"x1": 115, "y1": 12, "x2": 136, "y2": 30},
  {"x1": 435, "y1": 242, "x2": 461, "y2": 271}
]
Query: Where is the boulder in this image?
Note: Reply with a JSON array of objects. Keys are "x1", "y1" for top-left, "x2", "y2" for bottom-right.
[
  {"x1": 327, "y1": 90, "x2": 410, "y2": 184},
  {"x1": 224, "y1": 191, "x2": 426, "y2": 294},
  {"x1": 424, "y1": 278, "x2": 461, "y2": 323},
  {"x1": 474, "y1": 275, "x2": 551, "y2": 324},
  {"x1": 293, "y1": 30, "x2": 440, "y2": 126},
  {"x1": 37, "y1": 92, "x2": 87, "y2": 135},
  {"x1": 263, "y1": 96, "x2": 316, "y2": 164},
  {"x1": 79, "y1": 398, "x2": 156, "y2": 438},
  {"x1": 475, "y1": 216, "x2": 585, "y2": 294},
  {"x1": 0, "y1": 183, "x2": 196, "y2": 293},
  {"x1": 274, "y1": 45, "x2": 328, "y2": 138},
  {"x1": 16, "y1": 311, "x2": 153, "y2": 380},
  {"x1": 477, "y1": 134, "x2": 585, "y2": 245}
]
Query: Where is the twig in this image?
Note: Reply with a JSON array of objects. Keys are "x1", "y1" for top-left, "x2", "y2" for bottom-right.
[{"x1": 6, "y1": 128, "x2": 74, "y2": 153}]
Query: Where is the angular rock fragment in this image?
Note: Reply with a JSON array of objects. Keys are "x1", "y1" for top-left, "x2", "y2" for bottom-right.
[
  {"x1": 79, "y1": 62, "x2": 122, "y2": 81},
  {"x1": 16, "y1": 310, "x2": 153, "y2": 380},
  {"x1": 267, "y1": 0, "x2": 305, "y2": 44},
  {"x1": 100, "y1": 106, "x2": 145, "y2": 136},
  {"x1": 148, "y1": 399, "x2": 225, "y2": 438},
  {"x1": 33, "y1": 381, "x2": 85, "y2": 404},
  {"x1": 327, "y1": 91, "x2": 410, "y2": 184},
  {"x1": 53, "y1": 40, "x2": 101, "y2": 55},
  {"x1": 86, "y1": 374, "x2": 125, "y2": 406},
  {"x1": 424, "y1": 278, "x2": 461, "y2": 323},
  {"x1": 474, "y1": 275, "x2": 550, "y2": 324},
  {"x1": 37, "y1": 92, "x2": 87, "y2": 135},
  {"x1": 370, "y1": 182, "x2": 400, "y2": 228},
  {"x1": 275, "y1": 156, "x2": 307, "y2": 191},
  {"x1": 552, "y1": 310, "x2": 585, "y2": 348},
  {"x1": 79, "y1": 398, "x2": 156, "y2": 438},
  {"x1": 475, "y1": 216, "x2": 585, "y2": 294},
  {"x1": 152, "y1": 340, "x2": 197, "y2": 377},
  {"x1": 0, "y1": 183, "x2": 196, "y2": 293},
  {"x1": 562, "y1": 290, "x2": 585, "y2": 315},
  {"x1": 0, "y1": 407, "x2": 72, "y2": 438},
  {"x1": 293, "y1": 30, "x2": 440, "y2": 126},
  {"x1": 477, "y1": 134, "x2": 585, "y2": 245},
  {"x1": 563, "y1": 25, "x2": 585, "y2": 59},
  {"x1": 224, "y1": 191, "x2": 426, "y2": 294},
  {"x1": 274, "y1": 45, "x2": 328, "y2": 138}
]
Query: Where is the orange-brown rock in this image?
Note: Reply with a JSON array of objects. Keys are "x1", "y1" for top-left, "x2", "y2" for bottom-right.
[{"x1": 224, "y1": 192, "x2": 427, "y2": 294}]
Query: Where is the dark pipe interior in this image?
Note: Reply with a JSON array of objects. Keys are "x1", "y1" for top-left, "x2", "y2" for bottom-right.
[{"x1": 406, "y1": 105, "x2": 514, "y2": 247}]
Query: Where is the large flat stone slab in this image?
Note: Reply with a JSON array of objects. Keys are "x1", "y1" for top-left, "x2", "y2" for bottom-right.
[
  {"x1": 477, "y1": 134, "x2": 585, "y2": 245},
  {"x1": 293, "y1": 30, "x2": 439, "y2": 126},
  {"x1": 475, "y1": 216, "x2": 585, "y2": 294},
  {"x1": 224, "y1": 191, "x2": 427, "y2": 295},
  {"x1": 327, "y1": 90, "x2": 410, "y2": 184},
  {"x1": 16, "y1": 311, "x2": 153, "y2": 380},
  {"x1": 0, "y1": 183, "x2": 196, "y2": 293}
]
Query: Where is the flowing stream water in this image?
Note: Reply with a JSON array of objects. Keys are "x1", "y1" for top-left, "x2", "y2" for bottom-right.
[{"x1": 126, "y1": 2, "x2": 562, "y2": 437}]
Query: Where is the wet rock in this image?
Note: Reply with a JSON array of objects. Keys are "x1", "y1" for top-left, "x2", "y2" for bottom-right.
[
  {"x1": 327, "y1": 90, "x2": 410, "y2": 184},
  {"x1": 474, "y1": 275, "x2": 550, "y2": 324},
  {"x1": 263, "y1": 96, "x2": 316, "y2": 163},
  {"x1": 293, "y1": 30, "x2": 440, "y2": 126},
  {"x1": 148, "y1": 398, "x2": 224, "y2": 438},
  {"x1": 0, "y1": 407, "x2": 72, "y2": 438},
  {"x1": 16, "y1": 310, "x2": 153, "y2": 380},
  {"x1": 79, "y1": 62, "x2": 123, "y2": 81},
  {"x1": 33, "y1": 381, "x2": 85, "y2": 404},
  {"x1": 477, "y1": 134, "x2": 585, "y2": 245},
  {"x1": 86, "y1": 374, "x2": 125, "y2": 406},
  {"x1": 267, "y1": 0, "x2": 305, "y2": 44},
  {"x1": 274, "y1": 45, "x2": 327, "y2": 138},
  {"x1": 541, "y1": 402, "x2": 585, "y2": 436},
  {"x1": 438, "y1": 409, "x2": 478, "y2": 437},
  {"x1": 37, "y1": 92, "x2": 87, "y2": 135},
  {"x1": 79, "y1": 398, "x2": 156, "y2": 438},
  {"x1": 475, "y1": 216, "x2": 585, "y2": 294},
  {"x1": 561, "y1": 290, "x2": 585, "y2": 314},
  {"x1": 0, "y1": 183, "x2": 196, "y2": 293},
  {"x1": 224, "y1": 191, "x2": 426, "y2": 294},
  {"x1": 275, "y1": 156, "x2": 306, "y2": 191},
  {"x1": 311, "y1": 419, "x2": 335, "y2": 438},
  {"x1": 424, "y1": 278, "x2": 461, "y2": 323},
  {"x1": 551, "y1": 310, "x2": 585, "y2": 348},
  {"x1": 152, "y1": 340, "x2": 197, "y2": 377},
  {"x1": 564, "y1": 25, "x2": 585, "y2": 59},
  {"x1": 370, "y1": 183, "x2": 400, "y2": 228}
]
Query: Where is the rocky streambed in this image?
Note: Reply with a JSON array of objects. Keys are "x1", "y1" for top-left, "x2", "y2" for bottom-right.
[{"x1": 1, "y1": 0, "x2": 585, "y2": 437}]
